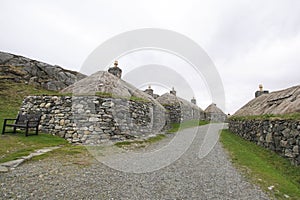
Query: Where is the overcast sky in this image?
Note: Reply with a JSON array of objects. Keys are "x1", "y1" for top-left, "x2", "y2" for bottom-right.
[{"x1": 1, "y1": 0, "x2": 299, "y2": 114}]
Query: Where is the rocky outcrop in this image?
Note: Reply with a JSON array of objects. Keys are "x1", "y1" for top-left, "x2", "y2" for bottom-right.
[
  {"x1": 229, "y1": 119, "x2": 300, "y2": 165},
  {"x1": 234, "y1": 85, "x2": 300, "y2": 116},
  {"x1": 0, "y1": 51, "x2": 86, "y2": 91}
]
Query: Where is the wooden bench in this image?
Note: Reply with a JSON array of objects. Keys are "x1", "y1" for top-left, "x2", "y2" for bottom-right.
[{"x1": 2, "y1": 113, "x2": 42, "y2": 136}]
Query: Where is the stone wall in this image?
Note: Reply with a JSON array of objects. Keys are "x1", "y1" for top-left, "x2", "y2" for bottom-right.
[
  {"x1": 20, "y1": 96, "x2": 166, "y2": 145},
  {"x1": 229, "y1": 119, "x2": 300, "y2": 165},
  {"x1": 162, "y1": 103, "x2": 205, "y2": 123},
  {"x1": 162, "y1": 104, "x2": 181, "y2": 123}
]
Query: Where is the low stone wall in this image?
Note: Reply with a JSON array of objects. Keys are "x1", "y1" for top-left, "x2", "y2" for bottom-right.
[
  {"x1": 229, "y1": 119, "x2": 300, "y2": 165},
  {"x1": 21, "y1": 96, "x2": 166, "y2": 144}
]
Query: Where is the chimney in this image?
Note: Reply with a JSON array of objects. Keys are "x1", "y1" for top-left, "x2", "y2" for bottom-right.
[
  {"x1": 255, "y1": 84, "x2": 269, "y2": 98},
  {"x1": 170, "y1": 87, "x2": 176, "y2": 96},
  {"x1": 259, "y1": 84, "x2": 263, "y2": 91},
  {"x1": 191, "y1": 97, "x2": 196, "y2": 105},
  {"x1": 108, "y1": 60, "x2": 122, "y2": 78},
  {"x1": 144, "y1": 85, "x2": 154, "y2": 97}
]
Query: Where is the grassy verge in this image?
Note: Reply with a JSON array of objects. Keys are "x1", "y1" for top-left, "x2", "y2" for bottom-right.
[
  {"x1": 220, "y1": 129, "x2": 300, "y2": 200},
  {"x1": 31, "y1": 145, "x2": 92, "y2": 166},
  {"x1": 0, "y1": 133, "x2": 68, "y2": 163},
  {"x1": 95, "y1": 92, "x2": 113, "y2": 98},
  {"x1": 0, "y1": 131, "x2": 92, "y2": 165},
  {"x1": 115, "y1": 134, "x2": 166, "y2": 148},
  {"x1": 167, "y1": 120, "x2": 209, "y2": 133}
]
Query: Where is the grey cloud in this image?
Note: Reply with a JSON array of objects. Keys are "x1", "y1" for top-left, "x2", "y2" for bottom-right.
[{"x1": 0, "y1": 0, "x2": 299, "y2": 113}]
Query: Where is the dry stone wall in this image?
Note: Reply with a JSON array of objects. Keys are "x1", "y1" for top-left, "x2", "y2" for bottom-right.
[
  {"x1": 21, "y1": 96, "x2": 166, "y2": 144},
  {"x1": 162, "y1": 103, "x2": 204, "y2": 123},
  {"x1": 162, "y1": 104, "x2": 181, "y2": 123},
  {"x1": 229, "y1": 119, "x2": 300, "y2": 165},
  {"x1": 156, "y1": 93, "x2": 205, "y2": 124}
]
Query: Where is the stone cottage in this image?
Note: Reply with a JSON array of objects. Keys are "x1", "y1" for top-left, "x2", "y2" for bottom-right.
[
  {"x1": 21, "y1": 62, "x2": 166, "y2": 144},
  {"x1": 156, "y1": 88, "x2": 205, "y2": 123},
  {"x1": 20, "y1": 61, "x2": 210, "y2": 144},
  {"x1": 234, "y1": 84, "x2": 300, "y2": 116},
  {"x1": 204, "y1": 103, "x2": 227, "y2": 122}
]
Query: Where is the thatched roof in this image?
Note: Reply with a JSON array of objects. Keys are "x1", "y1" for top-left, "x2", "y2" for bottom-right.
[
  {"x1": 61, "y1": 71, "x2": 166, "y2": 111},
  {"x1": 62, "y1": 71, "x2": 149, "y2": 98},
  {"x1": 204, "y1": 103, "x2": 225, "y2": 114},
  {"x1": 234, "y1": 85, "x2": 300, "y2": 116},
  {"x1": 156, "y1": 93, "x2": 203, "y2": 111},
  {"x1": 156, "y1": 93, "x2": 180, "y2": 105}
]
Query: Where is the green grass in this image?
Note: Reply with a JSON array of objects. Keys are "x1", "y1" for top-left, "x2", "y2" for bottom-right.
[
  {"x1": 115, "y1": 134, "x2": 166, "y2": 148},
  {"x1": 229, "y1": 113, "x2": 300, "y2": 121},
  {"x1": 0, "y1": 81, "x2": 60, "y2": 129},
  {"x1": 220, "y1": 129, "x2": 300, "y2": 200},
  {"x1": 129, "y1": 96, "x2": 150, "y2": 103},
  {"x1": 95, "y1": 92, "x2": 113, "y2": 98},
  {"x1": 0, "y1": 133, "x2": 68, "y2": 163},
  {"x1": 31, "y1": 145, "x2": 90, "y2": 163},
  {"x1": 0, "y1": 81, "x2": 88, "y2": 164},
  {"x1": 146, "y1": 134, "x2": 166, "y2": 143},
  {"x1": 114, "y1": 140, "x2": 145, "y2": 148},
  {"x1": 167, "y1": 120, "x2": 209, "y2": 133}
]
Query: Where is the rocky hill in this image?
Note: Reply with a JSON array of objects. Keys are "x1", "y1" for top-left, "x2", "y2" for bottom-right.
[
  {"x1": 0, "y1": 51, "x2": 86, "y2": 91},
  {"x1": 234, "y1": 85, "x2": 300, "y2": 116}
]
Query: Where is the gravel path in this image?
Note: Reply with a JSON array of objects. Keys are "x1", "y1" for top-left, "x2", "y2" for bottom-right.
[{"x1": 0, "y1": 124, "x2": 270, "y2": 199}]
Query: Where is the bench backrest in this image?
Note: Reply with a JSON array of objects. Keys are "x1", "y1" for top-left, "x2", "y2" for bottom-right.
[{"x1": 16, "y1": 113, "x2": 42, "y2": 126}]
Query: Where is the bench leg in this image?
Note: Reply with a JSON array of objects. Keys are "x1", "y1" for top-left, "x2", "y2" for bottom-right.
[
  {"x1": 25, "y1": 127, "x2": 29, "y2": 137},
  {"x1": 35, "y1": 126, "x2": 38, "y2": 135},
  {"x1": 2, "y1": 121, "x2": 6, "y2": 134},
  {"x1": 13, "y1": 127, "x2": 17, "y2": 134}
]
